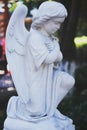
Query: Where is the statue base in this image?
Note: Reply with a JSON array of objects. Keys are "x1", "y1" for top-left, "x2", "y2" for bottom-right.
[{"x1": 4, "y1": 116, "x2": 75, "y2": 130}]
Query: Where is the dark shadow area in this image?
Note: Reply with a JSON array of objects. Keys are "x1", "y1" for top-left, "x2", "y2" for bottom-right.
[{"x1": 59, "y1": 88, "x2": 87, "y2": 130}]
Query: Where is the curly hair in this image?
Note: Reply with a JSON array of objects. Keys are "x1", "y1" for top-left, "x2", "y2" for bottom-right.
[{"x1": 31, "y1": 1, "x2": 67, "y2": 29}]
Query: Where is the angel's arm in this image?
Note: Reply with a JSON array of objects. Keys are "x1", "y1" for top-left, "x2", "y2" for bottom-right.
[{"x1": 44, "y1": 41, "x2": 63, "y2": 64}]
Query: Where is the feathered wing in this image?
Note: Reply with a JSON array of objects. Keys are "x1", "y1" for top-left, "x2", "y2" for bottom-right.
[{"x1": 6, "y1": 4, "x2": 30, "y2": 103}]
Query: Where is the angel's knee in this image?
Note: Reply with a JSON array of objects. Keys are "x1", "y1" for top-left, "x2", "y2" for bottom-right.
[
  {"x1": 67, "y1": 75, "x2": 75, "y2": 89},
  {"x1": 61, "y1": 72, "x2": 75, "y2": 90}
]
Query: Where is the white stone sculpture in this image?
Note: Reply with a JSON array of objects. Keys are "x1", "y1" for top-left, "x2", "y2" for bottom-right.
[{"x1": 4, "y1": 1, "x2": 75, "y2": 130}]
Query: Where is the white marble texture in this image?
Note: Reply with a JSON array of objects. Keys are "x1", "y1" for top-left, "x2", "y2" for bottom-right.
[
  {"x1": 4, "y1": 1, "x2": 75, "y2": 130},
  {"x1": 4, "y1": 116, "x2": 75, "y2": 130}
]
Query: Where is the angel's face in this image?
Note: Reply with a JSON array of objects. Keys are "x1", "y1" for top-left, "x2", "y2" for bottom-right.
[{"x1": 42, "y1": 17, "x2": 65, "y2": 36}]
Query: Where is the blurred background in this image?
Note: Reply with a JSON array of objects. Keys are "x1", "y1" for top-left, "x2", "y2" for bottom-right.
[{"x1": 0, "y1": 0, "x2": 87, "y2": 130}]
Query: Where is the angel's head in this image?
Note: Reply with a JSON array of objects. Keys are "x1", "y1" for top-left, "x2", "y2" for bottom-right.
[{"x1": 31, "y1": 1, "x2": 67, "y2": 34}]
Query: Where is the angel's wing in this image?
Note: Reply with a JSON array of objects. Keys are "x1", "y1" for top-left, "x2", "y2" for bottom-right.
[{"x1": 6, "y1": 4, "x2": 30, "y2": 103}]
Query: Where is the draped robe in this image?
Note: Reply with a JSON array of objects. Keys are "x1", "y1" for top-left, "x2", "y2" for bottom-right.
[{"x1": 7, "y1": 29, "x2": 73, "y2": 123}]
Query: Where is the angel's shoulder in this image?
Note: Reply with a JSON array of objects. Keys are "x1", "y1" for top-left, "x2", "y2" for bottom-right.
[{"x1": 29, "y1": 29, "x2": 44, "y2": 43}]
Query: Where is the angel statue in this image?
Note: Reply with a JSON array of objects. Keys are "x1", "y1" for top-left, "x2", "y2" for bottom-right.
[{"x1": 4, "y1": 1, "x2": 75, "y2": 130}]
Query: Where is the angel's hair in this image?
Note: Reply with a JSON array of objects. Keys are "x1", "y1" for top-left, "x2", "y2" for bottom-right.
[{"x1": 31, "y1": 1, "x2": 67, "y2": 29}]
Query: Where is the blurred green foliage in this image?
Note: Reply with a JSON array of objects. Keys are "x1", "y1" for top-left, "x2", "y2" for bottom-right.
[{"x1": 74, "y1": 36, "x2": 87, "y2": 48}]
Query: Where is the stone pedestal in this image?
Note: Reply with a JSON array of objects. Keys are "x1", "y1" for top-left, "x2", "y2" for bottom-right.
[{"x1": 4, "y1": 116, "x2": 75, "y2": 130}]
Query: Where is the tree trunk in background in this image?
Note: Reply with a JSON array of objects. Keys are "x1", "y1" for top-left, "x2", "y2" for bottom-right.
[{"x1": 56, "y1": 0, "x2": 81, "y2": 61}]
